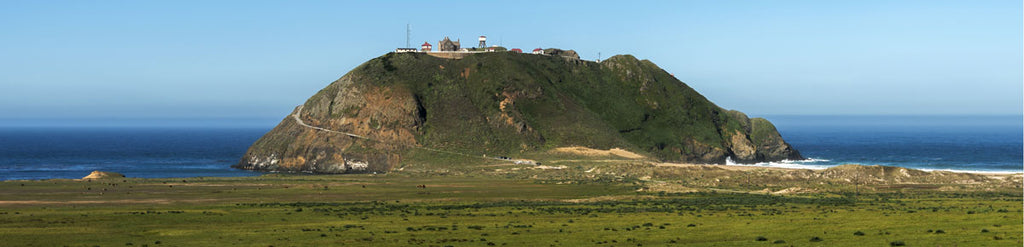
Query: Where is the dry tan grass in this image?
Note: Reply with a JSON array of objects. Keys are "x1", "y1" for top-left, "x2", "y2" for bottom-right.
[{"x1": 551, "y1": 146, "x2": 645, "y2": 159}]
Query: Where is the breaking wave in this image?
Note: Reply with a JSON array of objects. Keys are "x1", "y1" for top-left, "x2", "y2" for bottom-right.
[
  {"x1": 724, "y1": 157, "x2": 1021, "y2": 174},
  {"x1": 725, "y1": 157, "x2": 833, "y2": 170}
]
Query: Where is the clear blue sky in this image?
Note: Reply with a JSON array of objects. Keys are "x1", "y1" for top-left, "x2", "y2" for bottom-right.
[{"x1": 1, "y1": 1, "x2": 1020, "y2": 125}]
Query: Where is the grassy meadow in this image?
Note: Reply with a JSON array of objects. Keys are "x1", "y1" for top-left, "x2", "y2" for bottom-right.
[{"x1": 1, "y1": 158, "x2": 1021, "y2": 247}]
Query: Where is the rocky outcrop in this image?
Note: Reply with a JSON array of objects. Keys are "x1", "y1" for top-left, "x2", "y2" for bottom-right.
[
  {"x1": 542, "y1": 48, "x2": 580, "y2": 60},
  {"x1": 82, "y1": 171, "x2": 124, "y2": 180},
  {"x1": 236, "y1": 52, "x2": 802, "y2": 173},
  {"x1": 234, "y1": 74, "x2": 417, "y2": 174}
]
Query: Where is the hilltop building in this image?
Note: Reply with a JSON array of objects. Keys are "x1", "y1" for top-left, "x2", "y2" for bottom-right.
[
  {"x1": 393, "y1": 34, "x2": 565, "y2": 60},
  {"x1": 438, "y1": 37, "x2": 460, "y2": 51}
]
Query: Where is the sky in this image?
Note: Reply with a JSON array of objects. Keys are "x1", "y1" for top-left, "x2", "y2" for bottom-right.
[{"x1": 1, "y1": 1, "x2": 1020, "y2": 126}]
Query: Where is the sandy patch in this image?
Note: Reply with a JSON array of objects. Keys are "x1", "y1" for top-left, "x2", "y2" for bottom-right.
[
  {"x1": 552, "y1": 146, "x2": 645, "y2": 159},
  {"x1": 654, "y1": 162, "x2": 802, "y2": 172},
  {"x1": 531, "y1": 165, "x2": 567, "y2": 170},
  {"x1": 771, "y1": 187, "x2": 817, "y2": 195}
]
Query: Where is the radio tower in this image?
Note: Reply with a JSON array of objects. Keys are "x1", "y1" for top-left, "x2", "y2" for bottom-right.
[{"x1": 405, "y1": 24, "x2": 411, "y2": 48}]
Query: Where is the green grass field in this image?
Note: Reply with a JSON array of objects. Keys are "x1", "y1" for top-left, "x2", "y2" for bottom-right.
[{"x1": 1, "y1": 170, "x2": 1020, "y2": 247}]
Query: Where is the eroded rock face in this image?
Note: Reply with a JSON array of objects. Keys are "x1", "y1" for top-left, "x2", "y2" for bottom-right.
[
  {"x1": 236, "y1": 52, "x2": 802, "y2": 174},
  {"x1": 728, "y1": 130, "x2": 757, "y2": 162},
  {"x1": 234, "y1": 74, "x2": 421, "y2": 173}
]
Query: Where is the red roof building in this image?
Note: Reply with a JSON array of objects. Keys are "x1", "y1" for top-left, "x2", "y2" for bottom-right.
[
  {"x1": 532, "y1": 48, "x2": 543, "y2": 54},
  {"x1": 510, "y1": 48, "x2": 522, "y2": 53},
  {"x1": 421, "y1": 42, "x2": 432, "y2": 52}
]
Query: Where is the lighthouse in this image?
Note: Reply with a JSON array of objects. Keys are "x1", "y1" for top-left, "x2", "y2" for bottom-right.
[{"x1": 478, "y1": 36, "x2": 486, "y2": 48}]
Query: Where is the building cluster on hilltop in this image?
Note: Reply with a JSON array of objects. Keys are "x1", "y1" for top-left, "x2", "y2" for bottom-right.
[{"x1": 396, "y1": 35, "x2": 544, "y2": 55}]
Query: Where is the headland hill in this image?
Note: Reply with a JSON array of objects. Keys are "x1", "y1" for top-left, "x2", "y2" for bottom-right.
[
  {"x1": 234, "y1": 34, "x2": 802, "y2": 174},
  {"x1": 1, "y1": 35, "x2": 1020, "y2": 246}
]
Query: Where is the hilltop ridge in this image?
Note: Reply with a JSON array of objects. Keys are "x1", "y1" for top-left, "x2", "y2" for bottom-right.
[{"x1": 235, "y1": 51, "x2": 802, "y2": 173}]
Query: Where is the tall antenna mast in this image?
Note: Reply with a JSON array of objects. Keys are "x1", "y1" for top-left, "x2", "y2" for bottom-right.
[{"x1": 405, "y1": 23, "x2": 411, "y2": 48}]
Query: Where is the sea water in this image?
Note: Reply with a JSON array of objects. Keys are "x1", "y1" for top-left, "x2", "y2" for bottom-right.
[
  {"x1": 0, "y1": 115, "x2": 1020, "y2": 180},
  {"x1": 0, "y1": 127, "x2": 268, "y2": 180},
  {"x1": 739, "y1": 115, "x2": 1023, "y2": 173}
]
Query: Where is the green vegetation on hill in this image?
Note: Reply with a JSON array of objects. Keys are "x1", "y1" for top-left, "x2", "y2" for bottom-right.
[{"x1": 237, "y1": 51, "x2": 801, "y2": 173}]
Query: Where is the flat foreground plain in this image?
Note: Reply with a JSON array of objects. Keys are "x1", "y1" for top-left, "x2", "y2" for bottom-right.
[{"x1": 1, "y1": 155, "x2": 1021, "y2": 246}]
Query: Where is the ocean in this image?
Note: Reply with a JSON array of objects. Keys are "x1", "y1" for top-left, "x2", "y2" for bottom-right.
[
  {"x1": 745, "y1": 115, "x2": 1023, "y2": 173},
  {"x1": 0, "y1": 115, "x2": 1020, "y2": 180},
  {"x1": 0, "y1": 127, "x2": 269, "y2": 180}
]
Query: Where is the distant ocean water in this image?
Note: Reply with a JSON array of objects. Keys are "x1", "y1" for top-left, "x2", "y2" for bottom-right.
[
  {"x1": 0, "y1": 127, "x2": 269, "y2": 180},
  {"x1": 0, "y1": 115, "x2": 1020, "y2": 181},
  {"x1": 735, "y1": 115, "x2": 1023, "y2": 173}
]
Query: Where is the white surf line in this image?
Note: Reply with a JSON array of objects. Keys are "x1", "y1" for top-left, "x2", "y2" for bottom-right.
[{"x1": 290, "y1": 105, "x2": 518, "y2": 162}]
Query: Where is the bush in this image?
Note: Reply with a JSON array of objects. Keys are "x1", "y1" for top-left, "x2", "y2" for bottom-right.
[
  {"x1": 809, "y1": 237, "x2": 823, "y2": 242},
  {"x1": 934, "y1": 229, "x2": 945, "y2": 234},
  {"x1": 772, "y1": 240, "x2": 786, "y2": 244},
  {"x1": 755, "y1": 236, "x2": 768, "y2": 241},
  {"x1": 853, "y1": 231, "x2": 865, "y2": 236},
  {"x1": 890, "y1": 240, "x2": 906, "y2": 246},
  {"x1": 981, "y1": 229, "x2": 989, "y2": 233}
]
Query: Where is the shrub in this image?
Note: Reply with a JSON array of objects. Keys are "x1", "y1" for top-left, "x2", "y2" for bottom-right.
[
  {"x1": 772, "y1": 240, "x2": 786, "y2": 244},
  {"x1": 853, "y1": 231, "x2": 865, "y2": 236},
  {"x1": 981, "y1": 229, "x2": 989, "y2": 233},
  {"x1": 809, "y1": 237, "x2": 822, "y2": 242},
  {"x1": 755, "y1": 236, "x2": 768, "y2": 241},
  {"x1": 890, "y1": 240, "x2": 906, "y2": 246},
  {"x1": 934, "y1": 229, "x2": 945, "y2": 234}
]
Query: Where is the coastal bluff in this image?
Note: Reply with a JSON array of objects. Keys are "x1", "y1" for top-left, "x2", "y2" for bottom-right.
[{"x1": 235, "y1": 51, "x2": 802, "y2": 174}]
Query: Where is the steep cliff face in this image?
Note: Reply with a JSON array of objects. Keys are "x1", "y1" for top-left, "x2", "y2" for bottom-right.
[{"x1": 235, "y1": 52, "x2": 802, "y2": 173}]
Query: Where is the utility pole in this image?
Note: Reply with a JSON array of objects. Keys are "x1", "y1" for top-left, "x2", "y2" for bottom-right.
[{"x1": 406, "y1": 23, "x2": 411, "y2": 48}]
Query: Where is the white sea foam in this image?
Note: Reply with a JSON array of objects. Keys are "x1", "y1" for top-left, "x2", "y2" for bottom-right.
[
  {"x1": 725, "y1": 157, "x2": 833, "y2": 170},
  {"x1": 724, "y1": 157, "x2": 1022, "y2": 174}
]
